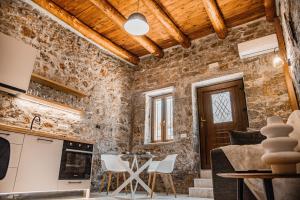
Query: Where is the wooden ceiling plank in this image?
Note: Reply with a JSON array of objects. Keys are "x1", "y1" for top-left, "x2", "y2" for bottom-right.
[
  {"x1": 89, "y1": 0, "x2": 163, "y2": 58},
  {"x1": 32, "y1": 0, "x2": 139, "y2": 65},
  {"x1": 141, "y1": 0, "x2": 191, "y2": 48},
  {"x1": 37, "y1": 0, "x2": 268, "y2": 57},
  {"x1": 202, "y1": 0, "x2": 227, "y2": 39},
  {"x1": 264, "y1": 0, "x2": 276, "y2": 21}
]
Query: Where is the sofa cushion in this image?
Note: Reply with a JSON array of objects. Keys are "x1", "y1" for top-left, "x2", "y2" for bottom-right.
[{"x1": 229, "y1": 130, "x2": 266, "y2": 145}]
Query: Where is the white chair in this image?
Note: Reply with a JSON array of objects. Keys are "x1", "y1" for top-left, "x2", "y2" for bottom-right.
[
  {"x1": 148, "y1": 154, "x2": 178, "y2": 197},
  {"x1": 147, "y1": 161, "x2": 160, "y2": 187},
  {"x1": 100, "y1": 154, "x2": 129, "y2": 194}
]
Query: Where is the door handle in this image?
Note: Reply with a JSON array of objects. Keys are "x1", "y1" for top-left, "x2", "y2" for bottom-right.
[
  {"x1": 200, "y1": 117, "x2": 206, "y2": 122},
  {"x1": 200, "y1": 117, "x2": 206, "y2": 128}
]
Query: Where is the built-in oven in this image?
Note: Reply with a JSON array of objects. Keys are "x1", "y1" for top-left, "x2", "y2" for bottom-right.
[{"x1": 59, "y1": 141, "x2": 93, "y2": 180}]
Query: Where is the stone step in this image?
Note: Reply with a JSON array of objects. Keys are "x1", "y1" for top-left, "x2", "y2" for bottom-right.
[
  {"x1": 189, "y1": 187, "x2": 214, "y2": 198},
  {"x1": 194, "y1": 178, "x2": 213, "y2": 188},
  {"x1": 200, "y1": 170, "x2": 212, "y2": 179}
]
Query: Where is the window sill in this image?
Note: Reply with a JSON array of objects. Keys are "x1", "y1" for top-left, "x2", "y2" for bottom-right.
[{"x1": 143, "y1": 140, "x2": 175, "y2": 146}]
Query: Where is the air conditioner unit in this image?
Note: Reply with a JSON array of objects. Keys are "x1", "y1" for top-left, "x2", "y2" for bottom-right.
[
  {"x1": 0, "y1": 33, "x2": 38, "y2": 95},
  {"x1": 237, "y1": 34, "x2": 279, "y2": 59}
]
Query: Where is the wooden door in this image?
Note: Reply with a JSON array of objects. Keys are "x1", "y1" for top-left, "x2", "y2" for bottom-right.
[{"x1": 197, "y1": 79, "x2": 249, "y2": 169}]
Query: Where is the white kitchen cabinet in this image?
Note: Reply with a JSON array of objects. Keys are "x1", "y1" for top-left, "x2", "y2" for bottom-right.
[
  {"x1": 13, "y1": 135, "x2": 63, "y2": 192},
  {"x1": 0, "y1": 131, "x2": 24, "y2": 144},
  {"x1": 0, "y1": 132, "x2": 23, "y2": 168},
  {"x1": 0, "y1": 131, "x2": 24, "y2": 193},
  {"x1": 57, "y1": 180, "x2": 90, "y2": 190},
  {"x1": 0, "y1": 168, "x2": 17, "y2": 193},
  {"x1": 9, "y1": 144, "x2": 22, "y2": 168}
]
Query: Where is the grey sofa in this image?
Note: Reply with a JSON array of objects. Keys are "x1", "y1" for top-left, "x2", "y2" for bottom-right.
[
  {"x1": 210, "y1": 130, "x2": 267, "y2": 200},
  {"x1": 211, "y1": 148, "x2": 257, "y2": 200}
]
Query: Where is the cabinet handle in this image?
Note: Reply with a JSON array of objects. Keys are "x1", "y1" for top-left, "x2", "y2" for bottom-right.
[
  {"x1": 68, "y1": 181, "x2": 82, "y2": 184},
  {"x1": 0, "y1": 133, "x2": 10, "y2": 136},
  {"x1": 37, "y1": 138, "x2": 53, "y2": 143}
]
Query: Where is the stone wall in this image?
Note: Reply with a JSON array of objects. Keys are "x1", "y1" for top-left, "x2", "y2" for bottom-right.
[
  {"x1": 0, "y1": 0, "x2": 133, "y2": 190},
  {"x1": 0, "y1": 0, "x2": 295, "y2": 195},
  {"x1": 130, "y1": 18, "x2": 292, "y2": 193},
  {"x1": 280, "y1": 0, "x2": 300, "y2": 104}
]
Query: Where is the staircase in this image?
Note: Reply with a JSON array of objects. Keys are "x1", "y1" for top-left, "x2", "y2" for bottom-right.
[{"x1": 189, "y1": 170, "x2": 214, "y2": 199}]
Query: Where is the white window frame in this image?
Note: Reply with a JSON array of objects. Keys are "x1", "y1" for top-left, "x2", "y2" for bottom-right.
[{"x1": 144, "y1": 86, "x2": 175, "y2": 144}]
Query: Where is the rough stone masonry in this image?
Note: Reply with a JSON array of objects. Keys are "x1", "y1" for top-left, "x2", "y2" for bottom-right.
[
  {"x1": 0, "y1": 0, "x2": 133, "y2": 190},
  {"x1": 0, "y1": 0, "x2": 294, "y2": 194},
  {"x1": 280, "y1": 0, "x2": 300, "y2": 103},
  {"x1": 130, "y1": 18, "x2": 292, "y2": 193}
]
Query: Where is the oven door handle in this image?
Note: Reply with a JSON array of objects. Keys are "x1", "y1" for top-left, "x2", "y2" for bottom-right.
[
  {"x1": 65, "y1": 148, "x2": 93, "y2": 154},
  {"x1": 68, "y1": 181, "x2": 82, "y2": 184}
]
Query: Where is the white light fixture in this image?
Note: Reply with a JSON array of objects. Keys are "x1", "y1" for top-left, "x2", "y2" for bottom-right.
[
  {"x1": 124, "y1": 0, "x2": 149, "y2": 36},
  {"x1": 273, "y1": 47, "x2": 284, "y2": 68},
  {"x1": 273, "y1": 54, "x2": 284, "y2": 68},
  {"x1": 124, "y1": 13, "x2": 149, "y2": 36}
]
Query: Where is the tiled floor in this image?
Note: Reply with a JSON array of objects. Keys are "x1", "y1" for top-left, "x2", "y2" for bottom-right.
[{"x1": 16, "y1": 192, "x2": 213, "y2": 200}]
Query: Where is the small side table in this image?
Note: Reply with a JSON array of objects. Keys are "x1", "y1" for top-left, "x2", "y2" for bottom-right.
[{"x1": 217, "y1": 172, "x2": 300, "y2": 200}]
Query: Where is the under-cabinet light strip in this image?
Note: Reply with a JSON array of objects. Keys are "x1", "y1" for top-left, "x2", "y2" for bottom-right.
[{"x1": 17, "y1": 94, "x2": 84, "y2": 116}]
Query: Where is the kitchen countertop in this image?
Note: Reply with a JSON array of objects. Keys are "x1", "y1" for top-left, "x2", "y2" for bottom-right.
[{"x1": 0, "y1": 122, "x2": 95, "y2": 144}]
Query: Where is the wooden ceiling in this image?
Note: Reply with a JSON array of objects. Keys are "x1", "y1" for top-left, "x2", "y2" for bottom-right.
[{"x1": 32, "y1": 0, "x2": 276, "y2": 65}]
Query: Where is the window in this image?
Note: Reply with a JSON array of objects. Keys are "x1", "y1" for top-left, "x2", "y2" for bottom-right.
[
  {"x1": 151, "y1": 94, "x2": 174, "y2": 142},
  {"x1": 211, "y1": 91, "x2": 233, "y2": 124}
]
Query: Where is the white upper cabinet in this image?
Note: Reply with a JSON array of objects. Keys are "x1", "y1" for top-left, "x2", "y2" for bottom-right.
[{"x1": 0, "y1": 33, "x2": 38, "y2": 95}]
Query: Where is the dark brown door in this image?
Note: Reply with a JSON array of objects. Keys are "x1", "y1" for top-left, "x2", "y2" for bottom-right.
[{"x1": 197, "y1": 79, "x2": 249, "y2": 169}]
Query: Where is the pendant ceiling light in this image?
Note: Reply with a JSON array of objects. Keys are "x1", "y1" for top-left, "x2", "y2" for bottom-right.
[{"x1": 124, "y1": 0, "x2": 149, "y2": 36}]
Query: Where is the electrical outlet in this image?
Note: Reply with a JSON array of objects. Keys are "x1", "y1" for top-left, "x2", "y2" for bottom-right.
[
  {"x1": 180, "y1": 133, "x2": 187, "y2": 138},
  {"x1": 58, "y1": 124, "x2": 69, "y2": 129},
  {"x1": 95, "y1": 124, "x2": 101, "y2": 129}
]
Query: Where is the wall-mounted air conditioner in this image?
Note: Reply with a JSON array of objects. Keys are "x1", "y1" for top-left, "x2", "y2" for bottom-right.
[
  {"x1": 237, "y1": 34, "x2": 279, "y2": 59},
  {"x1": 0, "y1": 33, "x2": 38, "y2": 95}
]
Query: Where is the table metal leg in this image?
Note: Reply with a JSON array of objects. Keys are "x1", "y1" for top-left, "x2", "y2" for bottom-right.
[
  {"x1": 237, "y1": 178, "x2": 244, "y2": 200},
  {"x1": 111, "y1": 157, "x2": 153, "y2": 197},
  {"x1": 263, "y1": 179, "x2": 274, "y2": 200}
]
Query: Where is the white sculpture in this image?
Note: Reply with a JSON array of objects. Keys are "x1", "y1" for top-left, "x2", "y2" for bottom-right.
[{"x1": 260, "y1": 116, "x2": 300, "y2": 174}]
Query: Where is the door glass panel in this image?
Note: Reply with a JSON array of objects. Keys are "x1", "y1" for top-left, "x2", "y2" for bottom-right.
[
  {"x1": 65, "y1": 153, "x2": 87, "y2": 174},
  {"x1": 211, "y1": 91, "x2": 233, "y2": 124},
  {"x1": 166, "y1": 96, "x2": 173, "y2": 140},
  {"x1": 59, "y1": 152, "x2": 92, "y2": 179},
  {"x1": 154, "y1": 99, "x2": 162, "y2": 141}
]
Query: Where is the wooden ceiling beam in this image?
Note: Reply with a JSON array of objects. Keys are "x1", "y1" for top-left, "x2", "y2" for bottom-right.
[
  {"x1": 32, "y1": 0, "x2": 139, "y2": 65},
  {"x1": 89, "y1": 0, "x2": 163, "y2": 58},
  {"x1": 141, "y1": 0, "x2": 191, "y2": 48},
  {"x1": 202, "y1": 0, "x2": 227, "y2": 39},
  {"x1": 264, "y1": 0, "x2": 276, "y2": 22},
  {"x1": 274, "y1": 17, "x2": 299, "y2": 110}
]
